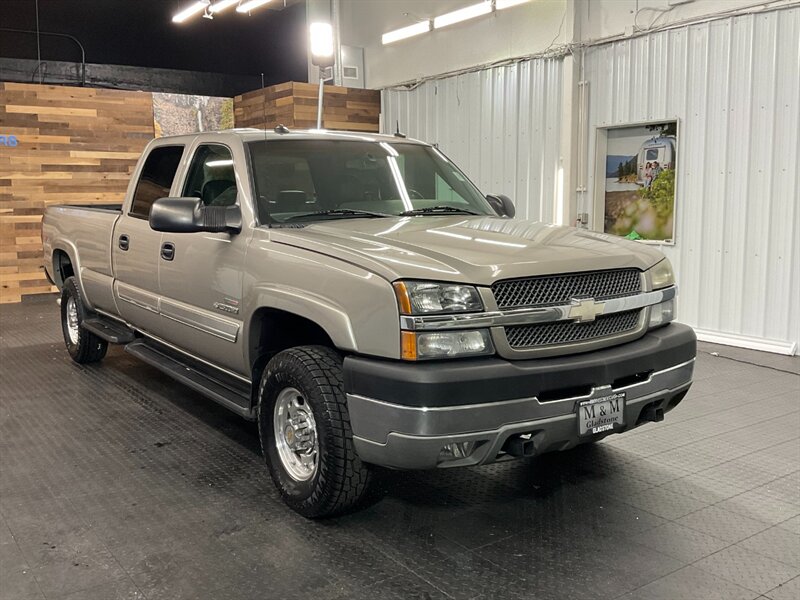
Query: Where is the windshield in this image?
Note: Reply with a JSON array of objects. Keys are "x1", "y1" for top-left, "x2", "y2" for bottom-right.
[{"x1": 247, "y1": 140, "x2": 494, "y2": 224}]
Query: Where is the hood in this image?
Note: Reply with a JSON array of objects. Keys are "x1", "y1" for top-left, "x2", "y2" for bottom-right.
[{"x1": 269, "y1": 216, "x2": 665, "y2": 285}]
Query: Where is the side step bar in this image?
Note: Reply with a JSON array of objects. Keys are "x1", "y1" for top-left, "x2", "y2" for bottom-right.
[
  {"x1": 125, "y1": 339, "x2": 255, "y2": 420},
  {"x1": 82, "y1": 317, "x2": 136, "y2": 344}
]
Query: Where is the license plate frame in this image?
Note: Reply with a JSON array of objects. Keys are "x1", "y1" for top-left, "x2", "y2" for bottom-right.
[{"x1": 577, "y1": 391, "x2": 626, "y2": 436}]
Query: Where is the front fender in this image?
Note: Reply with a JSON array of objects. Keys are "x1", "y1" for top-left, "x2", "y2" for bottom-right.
[{"x1": 246, "y1": 284, "x2": 358, "y2": 351}]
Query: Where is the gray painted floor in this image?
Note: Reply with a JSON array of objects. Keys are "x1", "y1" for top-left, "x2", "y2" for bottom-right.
[{"x1": 1, "y1": 295, "x2": 798, "y2": 600}]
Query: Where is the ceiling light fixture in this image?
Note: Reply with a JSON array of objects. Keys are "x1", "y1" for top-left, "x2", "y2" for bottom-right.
[
  {"x1": 382, "y1": 21, "x2": 432, "y2": 45},
  {"x1": 433, "y1": 1, "x2": 493, "y2": 29},
  {"x1": 172, "y1": 1, "x2": 210, "y2": 23},
  {"x1": 495, "y1": 0, "x2": 531, "y2": 9},
  {"x1": 209, "y1": 0, "x2": 240, "y2": 13},
  {"x1": 236, "y1": 0, "x2": 273, "y2": 13}
]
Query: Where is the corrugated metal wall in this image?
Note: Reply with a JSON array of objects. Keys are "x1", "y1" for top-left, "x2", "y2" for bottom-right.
[
  {"x1": 380, "y1": 7, "x2": 798, "y2": 352},
  {"x1": 382, "y1": 58, "x2": 564, "y2": 222},
  {"x1": 582, "y1": 8, "x2": 800, "y2": 351}
]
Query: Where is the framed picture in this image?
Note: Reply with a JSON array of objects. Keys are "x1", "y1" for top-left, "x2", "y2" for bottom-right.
[{"x1": 594, "y1": 121, "x2": 678, "y2": 244}]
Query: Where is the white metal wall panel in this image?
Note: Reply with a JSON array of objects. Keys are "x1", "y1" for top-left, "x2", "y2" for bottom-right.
[
  {"x1": 582, "y1": 8, "x2": 800, "y2": 351},
  {"x1": 382, "y1": 58, "x2": 564, "y2": 222}
]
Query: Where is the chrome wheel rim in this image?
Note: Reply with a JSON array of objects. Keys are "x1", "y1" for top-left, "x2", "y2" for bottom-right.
[
  {"x1": 273, "y1": 387, "x2": 318, "y2": 482},
  {"x1": 66, "y1": 296, "x2": 80, "y2": 345}
]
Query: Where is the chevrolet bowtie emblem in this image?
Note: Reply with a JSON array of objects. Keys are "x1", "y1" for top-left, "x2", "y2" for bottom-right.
[{"x1": 568, "y1": 298, "x2": 605, "y2": 323}]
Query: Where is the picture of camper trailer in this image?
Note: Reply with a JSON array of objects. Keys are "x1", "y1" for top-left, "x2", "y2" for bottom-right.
[{"x1": 636, "y1": 136, "x2": 676, "y2": 185}]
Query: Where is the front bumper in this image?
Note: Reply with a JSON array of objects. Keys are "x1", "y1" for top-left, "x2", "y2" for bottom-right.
[{"x1": 344, "y1": 323, "x2": 696, "y2": 470}]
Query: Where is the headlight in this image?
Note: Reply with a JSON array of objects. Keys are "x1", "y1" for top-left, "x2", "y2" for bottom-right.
[
  {"x1": 401, "y1": 330, "x2": 494, "y2": 360},
  {"x1": 649, "y1": 298, "x2": 676, "y2": 328},
  {"x1": 394, "y1": 281, "x2": 483, "y2": 315},
  {"x1": 649, "y1": 258, "x2": 675, "y2": 290}
]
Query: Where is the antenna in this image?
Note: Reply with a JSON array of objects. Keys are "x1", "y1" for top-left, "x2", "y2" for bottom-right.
[
  {"x1": 394, "y1": 120, "x2": 406, "y2": 138},
  {"x1": 260, "y1": 73, "x2": 272, "y2": 227}
]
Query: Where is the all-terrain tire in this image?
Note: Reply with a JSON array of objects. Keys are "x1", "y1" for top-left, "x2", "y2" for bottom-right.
[
  {"x1": 257, "y1": 345, "x2": 380, "y2": 518},
  {"x1": 60, "y1": 276, "x2": 108, "y2": 364}
]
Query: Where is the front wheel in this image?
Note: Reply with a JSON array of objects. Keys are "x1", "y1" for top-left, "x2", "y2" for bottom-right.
[
  {"x1": 60, "y1": 276, "x2": 107, "y2": 364},
  {"x1": 257, "y1": 345, "x2": 380, "y2": 518}
]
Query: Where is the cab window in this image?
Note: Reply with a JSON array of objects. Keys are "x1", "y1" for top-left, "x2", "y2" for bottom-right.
[
  {"x1": 129, "y1": 145, "x2": 184, "y2": 219},
  {"x1": 183, "y1": 145, "x2": 238, "y2": 207}
]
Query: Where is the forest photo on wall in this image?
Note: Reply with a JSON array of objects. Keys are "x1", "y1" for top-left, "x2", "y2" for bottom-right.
[{"x1": 603, "y1": 121, "x2": 677, "y2": 243}]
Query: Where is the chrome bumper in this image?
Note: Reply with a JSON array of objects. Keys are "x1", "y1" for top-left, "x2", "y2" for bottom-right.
[{"x1": 349, "y1": 358, "x2": 694, "y2": 470}]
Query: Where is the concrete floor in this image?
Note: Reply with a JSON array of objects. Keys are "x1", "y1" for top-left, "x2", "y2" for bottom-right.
[{"x1": 1, "y1": 295, "x2": 798, "y2": 600}]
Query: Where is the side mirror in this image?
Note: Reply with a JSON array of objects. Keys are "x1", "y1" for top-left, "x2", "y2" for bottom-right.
[
  {"x1": 486, "y1": 194, "x2": 516, "y2": 219},
  {"x1": 149, "y1": 197, "x2": 242, "y2": 234}
]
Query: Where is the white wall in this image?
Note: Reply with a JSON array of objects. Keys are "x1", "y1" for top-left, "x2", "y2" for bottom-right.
[
  {"x1": 382, "y1": 58, "x2": 564, "y2": 221},
  {"x1": 581, "y1": 7, "x2": 800, "y2": 353},
  {"x1": 340, "y1": 0, "x2": 569, "y2": 88}
]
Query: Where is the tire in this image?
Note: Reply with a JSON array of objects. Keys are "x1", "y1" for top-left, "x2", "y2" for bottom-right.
[
  {"x1": 60, "y1": 276, "x2": 108, "y2": 364},
  {"x1": 257, "y1": 345, "x2": 380, "y2": 518}
]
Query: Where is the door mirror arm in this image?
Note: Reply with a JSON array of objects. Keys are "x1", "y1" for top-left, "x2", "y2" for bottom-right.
[
  {"x1": 149, "y1": 197, "x2": 242, "y2": 234},
  {"x1": 486, "y1": 194, "x2": 516, "y2": 219}
]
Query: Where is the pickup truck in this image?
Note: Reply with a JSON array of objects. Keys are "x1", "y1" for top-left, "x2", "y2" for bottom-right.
[{"x1": 42, "y1": 129, "x2": 696, "y2": 518}]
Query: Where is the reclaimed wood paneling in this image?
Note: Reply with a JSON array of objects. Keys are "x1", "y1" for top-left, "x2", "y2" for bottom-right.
[
  {"x1": 0, "y1": 82, "x2": 154, "y2": 303},
  {"x1": 234, "y1": 81, "x2": 380, "y2": 132}
]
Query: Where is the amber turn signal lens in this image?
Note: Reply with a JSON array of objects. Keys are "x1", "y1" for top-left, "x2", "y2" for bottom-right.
[
  {"x1": 393, "y1": 281, "x2": 413, "y2": 315},
  {"x1": 401, "y1": 331, "x2": 417, "y2": 360}
]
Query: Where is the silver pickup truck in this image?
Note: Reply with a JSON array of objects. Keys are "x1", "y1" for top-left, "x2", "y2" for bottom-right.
[{"x1": 42, "y1": 129, "x2": 696, "y2": 517}]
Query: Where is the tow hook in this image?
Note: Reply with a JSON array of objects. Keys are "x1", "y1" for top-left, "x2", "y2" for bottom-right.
[
  {"x1": 641, "y1": 405, "x2": 665, "y2": 423},
  {"x1": 503, "y1": 435, "x2": 536, "y2": 457}
]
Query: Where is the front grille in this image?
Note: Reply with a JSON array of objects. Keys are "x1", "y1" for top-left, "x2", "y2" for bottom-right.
[
  {"x1": 505, "y1": 310, "x2": 641, "y2": 349},
  {"x1": 492, "y1": 269, "x2": 641, "y2": 310}
]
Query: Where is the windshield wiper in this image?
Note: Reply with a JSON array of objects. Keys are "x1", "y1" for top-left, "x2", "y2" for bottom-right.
[
  {"x1": 399, "y1": 205, "x2": 480, "y2": 216},
  {"x1": 284, "y1": 208, "x2": 394, "y2": 222}
]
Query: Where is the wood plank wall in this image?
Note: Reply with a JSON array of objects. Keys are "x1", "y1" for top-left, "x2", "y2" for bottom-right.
[
  {"x1": 0, "y1": 80, "x2": 380, "y2": 303},
  {"x1": 234, "y1": 81, "x2": 380, "y2": 132},
  {"x1": 0, "y1": 82, "x2": 154, "y2": 303}
]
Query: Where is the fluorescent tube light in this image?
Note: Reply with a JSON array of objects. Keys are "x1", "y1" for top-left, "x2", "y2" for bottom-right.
[
  {"x1": 206, "y1": 159, "x2": 234, "y2": 167},
  {"x1": 433, "y1": 1, "x2": 493, "y2": 29},
  {"x1": 172, "y1": 1, "x2": 209, "y2": 23},
  {"x1": 210, "y1": 0, "x2": 239, "y2": 13},
  {"x1": 236, "y1": 0, "x2": 273, "y2": 13},
  {"x1": 496, "y1": 0, "x2": 531, "y2": 9},
  {"x1": 382, "y1": 21, "x2": 431, "y2": 45}
]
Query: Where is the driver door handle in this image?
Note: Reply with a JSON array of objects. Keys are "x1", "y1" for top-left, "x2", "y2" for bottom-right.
[
  {"x1": 160, "y1": 242, "x2": 175, "y2": 261},
  {"x1": 118, "y1": 234, "x2": 129, "y2": 251}
]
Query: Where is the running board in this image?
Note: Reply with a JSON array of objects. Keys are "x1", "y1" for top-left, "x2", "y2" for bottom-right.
[
  {"x1": 82, "y1": 317, "x2": 136, "y2": 344},
  {"x1": 124, "y1": 339, "x2": 254, "y2": 420}
]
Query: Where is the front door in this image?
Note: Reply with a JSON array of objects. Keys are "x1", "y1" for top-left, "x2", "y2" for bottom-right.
[
  {"x1": 156, "y1": 142, "x2": 248, "y2": 375},
  {"x1": 113, "y1": 144, "x2": 184, "y2": 333}
]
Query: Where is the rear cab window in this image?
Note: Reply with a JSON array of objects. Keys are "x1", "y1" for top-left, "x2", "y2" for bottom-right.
[{"x1": 129, "y1": 145, "x2": 184, "y2": 219}]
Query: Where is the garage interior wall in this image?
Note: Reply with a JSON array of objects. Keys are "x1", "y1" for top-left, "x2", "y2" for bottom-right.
[
  {"x1": 374, "y1": 2, "x2": 799, "y2": 354},
  {"x1": 382, "y1": 58, "x2": 564, "y2": 222},
  {"x1": 581, "y1": 7, "x2": 800, "y2": 354}
]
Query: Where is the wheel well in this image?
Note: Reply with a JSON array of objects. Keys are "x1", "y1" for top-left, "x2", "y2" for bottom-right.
[
  {"x1": 248, "y1": 308, "x2": 335, "y2": 381},
  {"x1": 52, "y1": 250, "x2": 74, "y2": 288}
]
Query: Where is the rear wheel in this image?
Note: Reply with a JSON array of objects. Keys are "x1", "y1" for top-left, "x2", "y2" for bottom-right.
[
  {"x1": 60, "y1": 276, "x2": 108, "y2": 364},
  {"x1": 257, "y1": 345, "x2": 380, "y2": 518}
]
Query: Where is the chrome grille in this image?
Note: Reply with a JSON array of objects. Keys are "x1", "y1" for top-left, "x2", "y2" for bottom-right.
[
  {"x1": 492, "y1": 269, "x2": 641, "y2": 309},
  {"x1": 505, "y1": 310, "x2": 641, "y2": 349}
]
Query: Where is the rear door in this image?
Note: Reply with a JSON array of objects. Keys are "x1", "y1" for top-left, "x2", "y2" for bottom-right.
[
  {"x1": 113, "y1": 144, "x2": 184, "y2": 332},
  {"x1": 156, "y1": 141, "x2": 248, "y2": 374}
]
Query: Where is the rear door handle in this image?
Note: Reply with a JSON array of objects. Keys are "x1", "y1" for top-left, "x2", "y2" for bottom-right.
[
  {"x1": 160, "y1": 242, "x2": 175, "y2": 261},
  {"x1": 118, "y1": 235, "x2": 129, "y2": 251}
]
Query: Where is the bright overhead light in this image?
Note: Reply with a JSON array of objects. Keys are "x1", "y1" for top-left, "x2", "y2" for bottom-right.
[
  {"x1": 382, "y1": 21, "x2": 432, "y2": 45},
  {"x1": 236, "y1": 0, "x2": 273, "y2": 13},
  {"x1": 172, "y1": 1, "x2": 209, "y2": 23},
  {"x1": 206, "y1": 159, "x2": 234, "y2": 167},
  {"x1": 309, "y1": 22, "x2": 335, "y2": 66},
  {"x1": 209, "y1": 0, "x2": 239, "y2": 13},
  {"x1": 496, "y1": 0, "x2": 531, "y2": 9},
  {"x1": 433, "y1": 1, "x2": 493, "y2": 29}
]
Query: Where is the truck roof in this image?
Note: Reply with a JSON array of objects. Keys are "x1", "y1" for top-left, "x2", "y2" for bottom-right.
[{"x1": 152, "y1": 128, "x2": 430, "y2": 146}]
